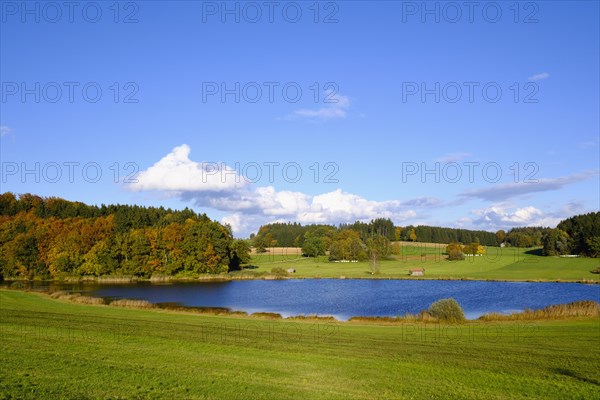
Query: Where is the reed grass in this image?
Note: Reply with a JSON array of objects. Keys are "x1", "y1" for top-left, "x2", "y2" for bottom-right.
[
  {"x1": 479, "y1": 301, "x2": 600, "y2": 321},
  {"x1": 49, "y1": 291, "x2": 105, "y2": 305},
  {"x1": 109, "y1": 298, "x2": 155, "y2": 309},
  {"x1": 251, "y1": 312, "x2": 283, "y2": 319},
  {"x1": 286, "y1": 315, "x2": 337, "y2": 321},
  {"x1": 348, "y1": 312, "x2": 438, "y2": 324}
]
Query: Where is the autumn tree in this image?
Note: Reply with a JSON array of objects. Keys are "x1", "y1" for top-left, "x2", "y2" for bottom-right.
[
  {"x1": 328, "y1": 230, "x2": 366, "y2": 261},
  {"x1": 409, "y1": 228, "x2": 417, "y2": 242},
  {"x1": 445, "y1": 242, "x2": 465, "y2": 261},
  {"x1": 496, "y1": 230, "x2": 506, "y2": 245},
  {"x1": 366, "y1": 235, "x2": 391, "y2": 274}
]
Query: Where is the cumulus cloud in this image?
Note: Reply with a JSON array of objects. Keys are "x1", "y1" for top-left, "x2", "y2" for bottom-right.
[
  {"x1": 528, "y1": 72, "x2": 550, "y2": 81},
  {"x1": 291, "y1": 92, "x2": 351, "y2": 121},
  {"x1": 466, "y1": 201, "x2": 590, "y2": 231},
  {"x1": 460, "y1": 170, "x2": 599, "y2": 202},
  {"x1": 468, "y1": 205, "x2": 555, "y2": 231},
  {"x1": 128, "y1": 144, "x2": 246, "y2": 192},
  {"x1": 472, "y1": 205, "x2": 546, "y2": 226},
  {"x1": 188, "y1": 187, "x2": 416, "y2": 229},
  {"x1": 295, "y1": 189, "x2": 416, "y2": 224},
  {"x1": 128, "y1": 145, "x2": 418, "y2": 234}
]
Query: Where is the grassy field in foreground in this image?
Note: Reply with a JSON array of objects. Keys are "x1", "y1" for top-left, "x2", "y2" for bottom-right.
[
  {"x1": 1, "y1": 290, "x2": 599, "y2": 399},
  {"x1": 240, "y1": 246, "x2": 600, "y2": 282}
]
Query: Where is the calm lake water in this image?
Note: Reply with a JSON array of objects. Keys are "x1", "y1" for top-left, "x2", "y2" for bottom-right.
[{"x1": 45, "y1": 279, "x2": 600, "y2": 320}]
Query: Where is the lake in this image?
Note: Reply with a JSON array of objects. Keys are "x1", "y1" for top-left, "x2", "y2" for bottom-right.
[{"x1": 43, "y1": 279, "x2": 600, "y2": 320}]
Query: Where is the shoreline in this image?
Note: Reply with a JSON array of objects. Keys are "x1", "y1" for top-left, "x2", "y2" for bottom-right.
[
  {"x1": 2, "y1": 274, "x2": 599, "y2": 285},
  {"x1": 2, "y1": 288, "x2": 599, "y2": 325}
]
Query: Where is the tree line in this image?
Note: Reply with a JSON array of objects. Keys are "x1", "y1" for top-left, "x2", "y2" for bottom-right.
[
  {"x1": 254, "y1": 220, "x2": 500, "y2": 248},
  {"x1": 0, "y1": 193, "x2": 251, "y2": 280},
  {"x1": 254, "y1": 213, "x2": 600, "y2": 259},
  {"x1": 543, "y1": 212, "x2": 600, "y2": 257}
]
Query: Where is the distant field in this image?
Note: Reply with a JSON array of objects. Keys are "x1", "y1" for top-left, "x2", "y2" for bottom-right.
[
  {"x1": 1, "y1": 289, "x2": 599, "y2": 399},
  {"x1": 244, "y1": 246, "x2": 600, "y2": 282},
  {"x1": 250, "y1": 247, "x2": 303, "y2": 256}
]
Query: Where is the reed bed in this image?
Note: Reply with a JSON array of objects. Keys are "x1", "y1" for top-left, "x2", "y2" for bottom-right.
[
  {"x1": 97, "y1": 276, "x2": 136, "y2": 284},
  {"x1": 109, "y1": 299, "x2": 155, "y2": 309},
  {"x1": 349, "y1": 312, "x2": 439, "y2": 324},
  {"x1": 479, "y1": 301, "x2": 600, "y2": 321},
  {"x1": 49, "y1": 291, "x2": 105, "y2": 305},
  {"x1": 251, "y1": 312, "x2": 283, "y2": 319},
  {"x1": 286, "y1": 315, "x2": 337, "y2": 321}
]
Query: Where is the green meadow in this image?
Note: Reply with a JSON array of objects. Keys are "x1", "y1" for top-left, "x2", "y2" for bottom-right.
[
  {"x1": 239, "y1": 246, "x2": 600, "y2": 282},
  {"x1": 1, "y1": 290, "x2": 599, "y2": 399}
]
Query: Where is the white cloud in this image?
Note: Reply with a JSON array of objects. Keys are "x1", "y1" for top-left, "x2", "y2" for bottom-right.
[
  {"x1": 0, "y1": 126, "x2": 12, "y2": 137},
  {"x1": 528, "y1": 72, "x2": 550, "y2": 81},
  {"x1": 296, "y1": 189, "x2": 415, "y2": 224},
  {"x1": 469, "y1": 205, "x2": 555, "y2": 230},
  {"x1": 128, "y1": 145, "x2": 418, "y2": 234},
  {"x1": 291, "y1": 93, "x2": 351, "y2": 121},
  {"x1": 466, "y1": 201, "x2": 591, "y2": 231},
  {"x1": 202, "y1": 187, "x2": 417, "y2": 232},
  {"x1": 221, "y1": 213, "x2": 249, "y2": 234},
  {"x1": 474, "y1": 205, "x2": 544, "y2": 224},
  {"x1": 128, "y1": 144, "x2": 246, "y2": 192}
]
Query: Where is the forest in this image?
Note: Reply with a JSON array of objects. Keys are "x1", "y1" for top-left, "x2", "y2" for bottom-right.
[
  {"x1": 253, "y1": 214, "x2": 600, "y2": 259},
  {"x1": 1, "y1": 193, "x2": 598, "y2": 280},
  {"x1": 0, "y1": 193, "x2": 250, "y2": 280},
  {"x1": 546, "y1": 212, "x2": 600, "y2": 257},
  {"x1": 255, "y1": 220, "x2": 503, "y2": 248}
]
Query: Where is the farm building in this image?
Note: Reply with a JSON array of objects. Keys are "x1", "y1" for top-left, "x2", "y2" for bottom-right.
[{"x1": 409, "y1": 268, "x2": 425, "y2": 277}]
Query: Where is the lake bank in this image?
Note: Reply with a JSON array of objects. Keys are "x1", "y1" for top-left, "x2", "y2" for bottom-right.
[
  {"x1": 3, "y1": 247, "x2": 598, "y2": 284},
  {"x1": 5, "y1": 278, "x2": 599, "y2": 321}
]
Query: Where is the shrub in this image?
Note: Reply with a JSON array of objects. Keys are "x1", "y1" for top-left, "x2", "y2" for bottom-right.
[
  {"x1": 110, "y1": 299, "x2": 155, "y2": 309},
  {"x1": 50, "y1": 290, "x2": 70, "y2": 298},
  {"x1": 427, "y1": 298, "x2": 466, "y2": 322},
  {"x1": 270, "y1": 267, "x2": 288, "y2": 276},
  {"x1": 49, "y1": 291, "x2": 105, "y2": 305},
  {"x1": 445, "y1": 242, "x2": 465, "y2": 261},
  {"x1": 251, "y1": 312, "x2": 282, "y2": 319},
  {"x1": 9, "y1": 281, "x2": 27, "y2": 290},
  {"x1": 71, "y1": 295, "x2": 105, "y2": 305}
]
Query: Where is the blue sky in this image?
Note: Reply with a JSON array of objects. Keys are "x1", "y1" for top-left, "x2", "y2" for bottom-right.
[{"x1": 1, "y1": 1, "x2": 599, "y2": 237}]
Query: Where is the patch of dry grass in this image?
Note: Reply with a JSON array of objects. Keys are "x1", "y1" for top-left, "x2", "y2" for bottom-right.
[
  {"x1": 286, "y1": 315, "x2": 336, "y2": 321},
  {"x1": 349, "y1": 312, "x2": 439, "y2": 324},
  {"x1": 49, "y1": 291, "x2": 105, "y2": 305},
  {"x1": 479, "y1": 301, "x2": 600, "y2": 321},
  {"x1": 251, "y1": 312, "x2": 282, "y2": 319},
  {"x1": 109, "y1": 299, "x2": 155, "y2": 309}
]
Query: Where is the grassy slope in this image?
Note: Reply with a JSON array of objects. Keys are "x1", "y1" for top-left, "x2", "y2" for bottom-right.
[
  {"x1": 241, "y1": 247, "x2": 600, "y2": 282},
  {"x1": 1, "y1": 290, "x2": 599, "y2": 399}
]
